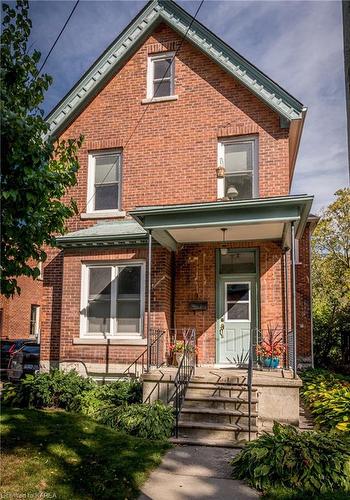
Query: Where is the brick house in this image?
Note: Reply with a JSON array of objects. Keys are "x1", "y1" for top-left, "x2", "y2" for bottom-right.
[{"x1": 2, "y1": 0, "x2": 316, "y2": 382}]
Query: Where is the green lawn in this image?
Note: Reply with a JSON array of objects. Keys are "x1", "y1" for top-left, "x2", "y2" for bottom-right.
[
  {"x1": 1, "y1": 407, "x2": 171, "y2": 499},
  {"x1": 262, "y1": 488, "x2": 350, "y2": 500}
]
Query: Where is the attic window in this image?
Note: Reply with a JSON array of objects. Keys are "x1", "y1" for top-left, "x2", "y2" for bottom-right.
[{"x1": 147, "y1": 52, "x2": 175, "y2": 99}]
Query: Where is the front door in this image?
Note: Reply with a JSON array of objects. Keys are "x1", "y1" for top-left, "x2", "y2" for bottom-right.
[{"x1": 217, "y1": 276, "x2": 257, "y2": 365}]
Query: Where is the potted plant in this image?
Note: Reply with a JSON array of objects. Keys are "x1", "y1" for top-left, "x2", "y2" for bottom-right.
[
  {"x1": 256, "y1": 325, "x2": 285, "y2": 369},
  {"x1": 169, "y1": 341, "x2": 185, "y2": 366}
]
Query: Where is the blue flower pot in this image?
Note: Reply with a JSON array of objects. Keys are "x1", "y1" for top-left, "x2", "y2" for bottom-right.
[{"x1": 263, "y1": 357, "x2": 279, "y2": 369}]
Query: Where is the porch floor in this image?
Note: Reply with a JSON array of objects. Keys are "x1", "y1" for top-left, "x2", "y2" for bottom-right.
[{"x1": 146, "y1": 366, "x2": 302, "y2": 387}]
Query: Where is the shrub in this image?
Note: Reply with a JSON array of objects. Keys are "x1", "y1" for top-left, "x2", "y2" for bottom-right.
[
  {"x1": 74, "y1": 379, "x2": 142, "y2": 417},
  {"x1": 100, "y1": 401, "x2": 174, "y2": 440},
  {"x1": 231, "y1": 422, "x2": 350, "y2": 493},
  {"x1": 300, "y1": 369, "x2": 350, "y2": 432},
  {"x1": 3, "y1": 370, "x2": 94, "y2": 410}
]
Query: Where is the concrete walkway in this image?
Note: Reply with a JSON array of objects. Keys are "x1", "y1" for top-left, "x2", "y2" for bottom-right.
[{"x1": 139, "y1": 445, "x2": 259, "y2": 500}]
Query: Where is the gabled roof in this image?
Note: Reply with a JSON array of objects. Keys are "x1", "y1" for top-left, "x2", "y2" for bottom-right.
[{"x1": 46, "y1": 0, "x2": 305, "y2": 138}]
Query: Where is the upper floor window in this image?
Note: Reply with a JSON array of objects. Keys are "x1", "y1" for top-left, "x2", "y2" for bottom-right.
[
  {"x1": 147, "y1": 52, "x2": 175, "y2": 99},
  {"x1": 87, "y1": 151, "x2": 121, "y2": 213},
  {"x1": 218, "y1": 137, "x2": 258, "y2": 201}
]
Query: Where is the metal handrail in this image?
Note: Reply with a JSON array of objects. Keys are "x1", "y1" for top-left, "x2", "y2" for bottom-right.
[
  {"x1": 123, "y1": 328, "x2": 165, "y2": 378},
  {"x1": 168, "y1": 328, "x2": 196, "y2": 437}
]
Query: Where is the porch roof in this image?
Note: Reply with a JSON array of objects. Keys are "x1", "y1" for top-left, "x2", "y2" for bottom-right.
[
  {"x1": 56, "y1": 220, "x2": 147, "y2": 248},
  {"x1": 129, "y1": 195, "x2": 313, "y2": 251}
]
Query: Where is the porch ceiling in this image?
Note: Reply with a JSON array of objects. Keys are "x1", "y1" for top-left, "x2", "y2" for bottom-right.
[{"x1": 129, "y1": 195, "x2": 313, "y2": 251}]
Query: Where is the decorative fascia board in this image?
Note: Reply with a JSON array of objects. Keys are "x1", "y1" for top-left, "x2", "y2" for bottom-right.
[
  {"x1": 46, "y1": 0, "x2": 304, "y2": 138},
  {"x1": 56, "y1": 234, "x2": 148, "y2": 249}
]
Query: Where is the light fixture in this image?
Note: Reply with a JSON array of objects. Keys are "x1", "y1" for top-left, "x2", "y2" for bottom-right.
[
  {"x1": 227, "y1": 185, "x2": 239, "y2": 200},
  {"x1": 220, "y1": 228, "x2": 228, "y2": 255}
]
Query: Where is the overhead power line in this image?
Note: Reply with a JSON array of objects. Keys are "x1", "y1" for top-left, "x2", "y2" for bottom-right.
[{"x1": 38, "y1": 0, "x2": 80, "y2": 75}]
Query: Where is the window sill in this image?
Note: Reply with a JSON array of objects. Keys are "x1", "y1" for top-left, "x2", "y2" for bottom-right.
[
  {"x1": 141, "y1": 95, "x2": 178, "y2": 104},
  {"x1": 80, "y1": 211, "x2": 126, "y2": 220},
  {"x1": 73, "y1": 338, "x2": 147, "y2": 346}
]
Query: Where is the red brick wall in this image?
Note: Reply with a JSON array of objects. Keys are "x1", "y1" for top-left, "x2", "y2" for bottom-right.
[
  {"x1": 0, "y1": 275, "x2": 43, "y2": 340},
  {"x1": 296, "y1": 225, "x2": 312, "y2": 362},
  {"x1": 57, "y1": 22, "x2": 289, "y2": 235},
  {"x1": 41, "y1": 246, "x2": 172, "y2": 365},
  {"x1": 174, "y1": 240, "x2": 285, "y2": 364}
]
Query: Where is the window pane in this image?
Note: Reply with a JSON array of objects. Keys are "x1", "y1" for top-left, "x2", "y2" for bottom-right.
[
  {"x1": 227, "y1": 302, "x2": 249, "y2": 320},
  {"x1": 117, "y1": 266, "x2": 141, "y2": 299},
  {"x1": 87, "y1": 268, "x2": 111, "y2": 333},
  {"x1": 220, "y1": 252, "x2": 256, "y2": 274},
  {"x1": 227, "y1": 284, "x2": 249, "y2": 302},
  {"x1": 153, "y1": 80, "x2": 171, "y2": 98},
  {"x1": 154, "y1": 58, "x2": 172, "y2": 79},
  {"x1": 225, "y1": 173, "x2": 252, "y2": 200},
  {"x1": 224, "y1": 143, "x2": 252, "y2": 172},
  {"x1": 89, "y1": 268, "x2": 111, "y2": 297},
  {"x1": 95, "y1": 155, "x2": 119, "y2": 183},
  {"x1": 95, "y1": 184, "x2": 118, "y2": 210},
  {"x1": 117, "y1": 301, "x2": 141, "y2": 333},
  {"x1": 87, "y1": 301, "x2": 110, "y2": 333}
]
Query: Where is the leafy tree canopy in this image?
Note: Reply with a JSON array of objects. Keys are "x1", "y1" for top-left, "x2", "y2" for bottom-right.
[
  {"x1": 312, "y1": 188, "x2": 350, "y2": 366},
  {"x1": 1, "y1": 0, "x2": 83, "y2": 297}
]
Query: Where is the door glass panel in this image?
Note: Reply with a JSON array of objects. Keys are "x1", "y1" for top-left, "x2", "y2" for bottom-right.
[
  {"x1": 220, "y1": 252, "x2": 256, "y2": 274},
  {"x1": 227, "y1": 284, "x2": 249, "y2": 301},
  {"x1": 227, "y1": 302, "x2": 249, "y2": 320}
]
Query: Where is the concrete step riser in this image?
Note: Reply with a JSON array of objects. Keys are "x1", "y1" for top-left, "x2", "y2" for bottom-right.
[
  {"x1": 183, "y1": 400, "x2": 258, "y2": 412},
  {"x1": 178, "y1": 427, "x2": 258, "y2": 443},
  {"x1": 186, "y1": 388, "x2": 255, "y2": 399},
  {"x1": 180, "y1": 412, "x2": 257, "y2": 426}
]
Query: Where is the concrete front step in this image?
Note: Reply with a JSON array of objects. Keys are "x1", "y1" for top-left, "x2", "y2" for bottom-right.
[
  {"x1": 186, "y1": 382, "x2": 257, "y2": 399},
  {"x1": 184, "y1": 395, "x2": 258, "y2": 412},
  {"x1": 177, "y1": 420, "x2": 258, "y2": 443},
  {"x1": 181, "y1": 406, "x2": 258, "y2": 426}
]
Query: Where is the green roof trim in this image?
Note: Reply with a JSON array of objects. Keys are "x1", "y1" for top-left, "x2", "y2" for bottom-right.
[
  {"x1": 130, "y1": 194, "x2": 313, "y2": 241},
  {"x1": 56, "y1": 220, "x2": 147, "y2": 248},
  {"x1": 46, "y1": 0, "x2": 304, "y2": 137}
]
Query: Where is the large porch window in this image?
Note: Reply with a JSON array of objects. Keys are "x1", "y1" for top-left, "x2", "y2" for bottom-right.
[
  {"x1": 218, "y1": 137, "x2": 258, "y2": 201},
  {"x1": 81, "y1": 262, "x2": 145, "y2": 338}
]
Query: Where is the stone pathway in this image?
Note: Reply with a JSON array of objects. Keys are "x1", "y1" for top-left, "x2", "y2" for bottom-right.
[{"x1": 139, "y1": 445, "x2": 259, "y2": 500}]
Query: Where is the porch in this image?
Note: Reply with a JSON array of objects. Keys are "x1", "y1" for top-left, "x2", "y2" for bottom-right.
[{"x1": 129, "y1": 194, "x2": 313, "y2": 372}]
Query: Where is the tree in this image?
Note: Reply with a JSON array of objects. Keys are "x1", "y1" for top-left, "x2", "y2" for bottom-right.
[
  {"x1": 1, "y1": 0, "x2": 83, "y2": 297},
  {"x1": 312, "y1": 188, "x2": 350, "y2": 367}
]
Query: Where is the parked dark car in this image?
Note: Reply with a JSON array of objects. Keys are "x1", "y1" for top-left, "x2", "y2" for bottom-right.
[
  {"x1": 7, "y1": 343, "x2": 40, "y2": 381},
  {"x1": 1, "y1": 339, "x2": 36, "y2": 377}
]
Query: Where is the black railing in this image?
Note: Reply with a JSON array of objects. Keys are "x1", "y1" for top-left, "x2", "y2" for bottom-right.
[
  {"x1": 123, "y1": 328, "x2": 165, "y2": 378},
  {"x1": 168, "y1": 328, "x2": 196, "y2": 437}
]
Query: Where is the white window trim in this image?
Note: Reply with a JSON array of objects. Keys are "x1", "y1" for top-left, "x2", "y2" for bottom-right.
[
  {"x1": 80, "y1": 261, "x2": 146, "y2": 339},
  {"x1": 217, "y1": 136, "x2": 259, "y2": 200},
  {"x1": 86, "y1": 150, "x2": 122, "y2": 214},
  {"x1": 146, "y1": 51, "x2": 175, "y2": 99},
  {"x1": 30, "y1": 304, "x2": 40, "y2": 339},
  {"x1": 224, "y1": 282, "x2": 251, "y2": 323}
]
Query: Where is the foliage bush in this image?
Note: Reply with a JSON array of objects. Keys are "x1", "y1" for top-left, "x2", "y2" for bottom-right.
[
  {"x1": 231, "y1": 422, "x2": 350, "y2": 493},
  {"x1": 96, "y1": 401, "x2": 174, "y2": 440},
  {"x1": 3, "y1": 369, "x2": 94, "y2": 410},
  {"x1": 2, "y1": 370, "x2": 172, "y2": 440},
  {"x1": 74, "y1": 379, "x2": 142, "y2": 417},
  {"x1": 300, "y1": 369, "x2": 350, "y2": 432}
]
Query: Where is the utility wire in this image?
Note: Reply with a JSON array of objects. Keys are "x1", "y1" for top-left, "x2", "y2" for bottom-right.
[
  {"x1": 82, "y1": 0, "x2": 205, "y2": 216},
  {"x1": 38, "y1": 0, "x2": 80, "y2": 75}
]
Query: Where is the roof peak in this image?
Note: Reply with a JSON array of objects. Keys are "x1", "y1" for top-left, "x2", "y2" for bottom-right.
[{"x1": 46, "y1": 0, "x2": 305, "y2": 137}]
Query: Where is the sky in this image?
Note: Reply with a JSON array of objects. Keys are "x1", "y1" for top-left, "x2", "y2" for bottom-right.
[{"x1": 26, "y1": 0, "x2": 349, "y2": 212}]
